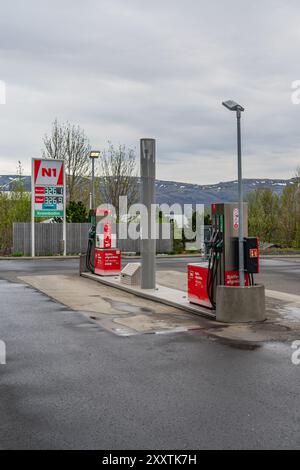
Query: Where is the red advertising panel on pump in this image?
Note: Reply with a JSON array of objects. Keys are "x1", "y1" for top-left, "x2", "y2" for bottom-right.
[{"x1": 94, "y1": 249, "x2": 121, "y2": 276}]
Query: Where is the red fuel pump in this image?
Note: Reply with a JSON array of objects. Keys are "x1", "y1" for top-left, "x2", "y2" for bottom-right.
[
  {"x1": 86, "y1": 208, "x2": 121, "y2": 276},
  {"x1": 94, "y1": 208, "x2": 121, "y2": 276},
  {"x1": 188, "y1": 203, "x2": 260, "y2": 309}
]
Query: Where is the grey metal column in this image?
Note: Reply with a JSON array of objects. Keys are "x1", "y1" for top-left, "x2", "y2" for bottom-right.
[
  {"x1": 140, "y1": 138, "x2": 156, "y2": 289},
  {"x1": 237, "y1": 109, "x2": 245, "y2": 287},
  {"x1": 91, "y1": 157, "x2": 95, "y2": 209}
]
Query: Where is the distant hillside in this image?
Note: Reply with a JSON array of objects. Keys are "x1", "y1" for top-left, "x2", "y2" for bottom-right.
[
  {"x1": 153, "y1": 178, "x2": 292, "y2": 205},
  {"x1": 0, "y1": 174, "x2": 293, "y2": 205}
]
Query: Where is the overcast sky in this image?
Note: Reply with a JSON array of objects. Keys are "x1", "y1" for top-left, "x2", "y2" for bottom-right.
[{"x1": 1, "y1": 0, "x2": 300, "y2": 184}]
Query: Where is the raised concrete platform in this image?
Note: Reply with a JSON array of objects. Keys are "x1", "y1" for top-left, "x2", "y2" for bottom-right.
[
  {"x1": 19, "y1": 271, "x2": 300, "y2": 342},
  {"x1": 81, "y1": 272, "x2": 216, "y2": 320}
]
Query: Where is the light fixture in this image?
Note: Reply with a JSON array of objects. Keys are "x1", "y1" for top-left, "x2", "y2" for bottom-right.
[
  {"x1": 222, "y1": 100, "x2": 244, "y2": 112},
  {"x1": 90, "y1": 150, "x2": 101, "y2": 159}
]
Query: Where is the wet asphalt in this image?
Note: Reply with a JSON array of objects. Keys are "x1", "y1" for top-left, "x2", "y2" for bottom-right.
[
  {"x1": 0, "y1": 258, "x2": 299, "y2": 449},
  {"x1": 0, "y1": 256, "x2": 299, "y2": 295}
]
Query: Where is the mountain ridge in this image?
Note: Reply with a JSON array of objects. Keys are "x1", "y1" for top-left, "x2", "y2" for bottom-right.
[{"x1": 0, "y1": 175, "x2": 294, "y2": 205}]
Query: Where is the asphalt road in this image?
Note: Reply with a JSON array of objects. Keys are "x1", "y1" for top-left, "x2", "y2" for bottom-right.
[
  {"x1": 156, "y1": 256, "x2": 300, "y2": 296},
  {"x1": 0, "y1": 256, "x2": 299, "y2": 294},
  {"x1": 0, "y1": 278, "x2": 299, "y2": 450}
]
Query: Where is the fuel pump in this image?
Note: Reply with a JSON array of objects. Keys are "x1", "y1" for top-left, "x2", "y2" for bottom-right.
[
  {"x1": 206, "y1": 214, "x2": 224, "y2": 309},
  {"x1": 86, "y1": 208, "x2": 121, "y2": 275},
  {"x1": 188, "y1": 203, "x2": 260, "y2": 309},
  {"x1": 93, "y1": 208, "x2": 121, "y2": 276}
]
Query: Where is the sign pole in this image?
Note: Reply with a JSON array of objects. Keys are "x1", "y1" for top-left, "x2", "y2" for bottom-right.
[
  {"x1": 31, "y1": 158, "x2": 35, "y2": 258},
  {"x1": 63, "y1": 164, "x2": 67, "y2": 256}
]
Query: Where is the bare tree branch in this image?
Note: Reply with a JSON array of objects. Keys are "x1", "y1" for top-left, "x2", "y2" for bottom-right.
[
  {"x1": 42, "y1": 119, "x2": 91, "y2": 201},
  {"x1": 98, "y1": 142, "x2": 139, "y2": 218}
]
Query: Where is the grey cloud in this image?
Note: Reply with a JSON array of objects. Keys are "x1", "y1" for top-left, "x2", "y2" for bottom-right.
[{"x1": 0, "y1": 0, "x2": 300, "y2": 183}]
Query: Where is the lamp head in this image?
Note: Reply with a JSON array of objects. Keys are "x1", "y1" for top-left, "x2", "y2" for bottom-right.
[
  {"x1": 90, "y1": 150, "x2": 101, "y2": 159},
  {"x1": 222, "y1": 100, "x2": 245, "y2": 112}
]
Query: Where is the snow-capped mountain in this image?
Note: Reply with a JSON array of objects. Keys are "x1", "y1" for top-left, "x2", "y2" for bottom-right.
[{"x1": 0, "y1": 174, "x2": 294, "y2": 205}]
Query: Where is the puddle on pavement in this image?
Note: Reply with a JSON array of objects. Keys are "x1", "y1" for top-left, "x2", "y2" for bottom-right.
[
  {"x1": 263, "y1": 341, "x2": 292, "y2": 354},
  {"x1": 275, "y1": 304, "x2": 300, "y2": 323},
  {"x1": 254, "y1": 322, "x2": 290, "y2": 332},
  {"x1": 101, "y1": 297, "x2": 154, "y2": 315},
  {"x1": 217, "y1": 337, "x2": 262, "y2": 351}
]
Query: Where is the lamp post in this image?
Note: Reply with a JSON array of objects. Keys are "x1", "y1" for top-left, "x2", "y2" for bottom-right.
[
  {"x1": 89, "y1": 150, "x2": 100, "y2": 209},
  {"x1": 222, "y1": 100, "x2": 245, "y2": 287}
]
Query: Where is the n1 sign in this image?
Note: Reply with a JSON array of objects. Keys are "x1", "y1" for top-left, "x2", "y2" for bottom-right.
[{"x1": 32, "y1": 159, "x2": 65, "y2": 218}]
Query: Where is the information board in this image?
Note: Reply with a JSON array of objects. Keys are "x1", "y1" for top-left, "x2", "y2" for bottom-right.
[
  {"x1": 32, "y1": 159, "x2": 65, "y2": 218},
  {"x1": 31, "y1": 158, "x2": 66, "y2": 257}
]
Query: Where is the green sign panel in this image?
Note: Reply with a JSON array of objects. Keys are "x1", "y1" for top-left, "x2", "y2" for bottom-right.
[{"x1": 35, "y1": 210, "x2": 64, "y2": 218}]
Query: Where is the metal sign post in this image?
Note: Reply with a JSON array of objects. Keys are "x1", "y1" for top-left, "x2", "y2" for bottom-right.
[
  {"x1": 63, "y1": 162, "x2": 67, "y2": 256},
  {"x1": 31, "y1": 158, "x2": 66, "y2": 257},
  {"x1": 31, "y1": 158, "x2": 35, "y2": 258}
]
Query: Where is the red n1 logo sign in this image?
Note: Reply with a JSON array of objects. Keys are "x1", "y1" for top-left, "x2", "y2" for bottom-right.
[
  {"x1": 42, "y1": 167, "x2": 57, "y2": 178},
  {"x1": 233, "y1": 208, "x2": 239, "y2": 231},
  {"x1": 34, "y1": 159, "x2": 64, "y2": 186}
]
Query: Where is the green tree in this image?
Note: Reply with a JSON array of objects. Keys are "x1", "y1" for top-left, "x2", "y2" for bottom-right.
[
  {"x1": 0, "y1": 161, "x2": 30, "y2": 254},
  {"x1": 279, "y1": 170, "x2": 300, "y2": 247},
  {"x1": 247, "y1": 189, "x2": 280, "y2": 243},
  {"x1": 66, "y1": 201, "x2": 88, "y2": 223}
]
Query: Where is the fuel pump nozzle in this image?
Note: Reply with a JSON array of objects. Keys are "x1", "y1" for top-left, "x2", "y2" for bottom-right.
[{"x1": 206, "y1": 224, "x2": 224, "y2": 309}]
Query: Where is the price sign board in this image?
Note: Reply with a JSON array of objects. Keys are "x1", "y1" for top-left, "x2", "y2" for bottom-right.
[
  {"x1": 32, "y1": 159, "x2": 65, "y2": 218},
  {"x1": 31, "y1": 158, "x2": 66, "y2": 257}
]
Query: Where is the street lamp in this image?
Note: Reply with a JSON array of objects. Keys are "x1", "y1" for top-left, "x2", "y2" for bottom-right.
[
  {"x1": 222, "y1": 100, "x2": 245, "y2": 287},
  {"x1": 89, "y1": 150, "x2": 100, "y2": 209}
]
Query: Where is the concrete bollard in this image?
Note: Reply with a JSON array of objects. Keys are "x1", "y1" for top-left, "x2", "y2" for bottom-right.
[{"x1": 216, "y1": 284, "x2": 266, "y2": 323}]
